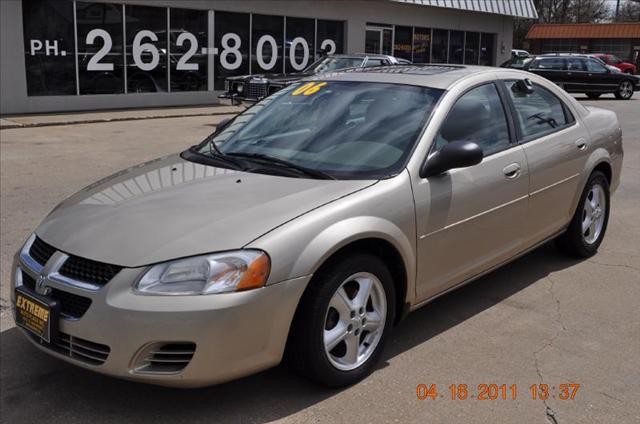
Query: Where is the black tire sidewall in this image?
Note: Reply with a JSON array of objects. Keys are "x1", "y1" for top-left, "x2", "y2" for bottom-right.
[{"x1": 293, "y1": 253, "x2": 396, "y2": 387}]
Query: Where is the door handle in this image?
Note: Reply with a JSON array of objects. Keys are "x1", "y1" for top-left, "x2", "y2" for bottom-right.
[
  {"x1": 575, "y1": 139, "x2": 587, "y2": 150},
  {"x1": 503, "y1": 163, "x2": 521, "y2": 179}
]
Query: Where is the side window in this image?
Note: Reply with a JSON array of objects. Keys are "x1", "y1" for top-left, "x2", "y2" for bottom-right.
[
  {"x1": 585, "y1": 59, "x2": 607, "y2": 73},
  {"x1": 434, "y1": 84, "x2": 511, "y2": 156},
  {"x1": 364, "y1": 59, "x2": 384, "y2": 67},
  {"x1": 532, "y1": 58, "x2": 565, "y2": 70},
  {"x1": 506, "y1": 81, "x2": 571, "y2": 140},
  {"x1": 566, "y1": 58, "x2": 585, "y2": 71}
]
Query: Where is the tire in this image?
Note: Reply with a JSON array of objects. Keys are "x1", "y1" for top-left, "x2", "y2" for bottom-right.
[
  {"x1": 287, "y1": 253, "x2": 395, "y2": 387},
  {"x1": 556, "y1": 171, "x2": 610, "y2": 258},
  {"x1": 614, "y1": 80, "x2": 634, "y2": 100},
  {"x1": 586, "y1": 93, "x2": 601, "y2": 99}
]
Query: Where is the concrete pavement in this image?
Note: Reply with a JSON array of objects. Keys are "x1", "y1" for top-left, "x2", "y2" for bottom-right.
[{"x1": 0, "y1": 95, "x2": 638, "y2": 423}]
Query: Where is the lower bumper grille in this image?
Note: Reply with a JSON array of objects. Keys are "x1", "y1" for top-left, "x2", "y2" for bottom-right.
[
  {"x1": 134, "y1": 342, "x2": 196, "y2": 374},
  {"x1": 28, "y1": 331, "x2": 110, "y2": 365}
]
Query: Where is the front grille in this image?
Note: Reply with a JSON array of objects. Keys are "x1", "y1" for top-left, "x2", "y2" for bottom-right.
[
  {"x1": 135, "y1": 342, "x2": 196, "y2": 374},
  {"x1": 21, "y1": 271, "x2": 92, "y2": 319},
  {"x1": 29, "y1": 236, "x2": 56, "y2": 266},
  {"x1": 246, "y1": 82, "x2": 268, "y2": 99},
  {"x1": 28, "y1": 331, "x2": 110, "y2": 365},
  {"x1": 59, "y1": 256, "x2": 122, "y2": 286}
]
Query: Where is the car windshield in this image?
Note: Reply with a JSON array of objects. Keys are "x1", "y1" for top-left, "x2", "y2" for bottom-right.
[
  {"x1": 196, "y1": 81, "x2": 443, "y2": 179},
  {"x1": 305, "y1": 57, "x2": 365, "y2": 73}
]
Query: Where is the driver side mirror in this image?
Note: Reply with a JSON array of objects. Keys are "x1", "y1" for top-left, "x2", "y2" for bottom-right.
[{"x1": 420, "y1": 141, "x2": 483, "y2": 178}]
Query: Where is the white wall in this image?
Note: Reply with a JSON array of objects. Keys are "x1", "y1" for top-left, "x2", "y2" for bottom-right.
[{"x1": 0, "y1": 0, "x2": 514, "y2": 115}]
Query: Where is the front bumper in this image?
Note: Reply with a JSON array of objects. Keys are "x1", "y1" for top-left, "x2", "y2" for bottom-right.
[
  {"x1": 12, "y1": 252, "x2": 310, "y2": 388},
  {"x1": 218, "y1": 93, "x2": 258, "y2": 107}
]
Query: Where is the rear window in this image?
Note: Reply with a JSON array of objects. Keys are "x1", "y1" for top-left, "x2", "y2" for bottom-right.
[{"x1": 531, "y1": 58, "x2": 565, "y2": 70}]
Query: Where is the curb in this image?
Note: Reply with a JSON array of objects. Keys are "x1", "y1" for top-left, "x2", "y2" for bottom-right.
[{"x1": 0, "y1": 110, "x2": 238, "y2": 130}]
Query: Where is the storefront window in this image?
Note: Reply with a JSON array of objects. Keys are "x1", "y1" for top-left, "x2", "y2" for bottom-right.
[
  {"x1": 76, "y1": 2, "x2": 124, "y2": 94},
  {"x1": 449, "y1": 30, "x2": 464, "y2": 64},
  {"x1": 285, "y1": 17, "x2": 315, "y2": 73},
  {"x1": 169, "y1": 8, "x2": 207, "y2": 92},
  {"x1": 393, "y1": 26, "x2": 413, "y2": 61},
  {"x1": 125, "y1": 5, "x2": 167, "y2": 93},
  {"x1": 316, "y1": 20, "x2": 344, "y2": 58},
  {"x1": 464, "y1": 32, "x2": 480, "y2": 65},
  {"x1": 251, "y1": 14, "x2": 284, "y2": 74},
  {"x1": 412, "y1": 27, "x2": 431, "y2": 63},
  {"x1": 214, "y1": 11, "x2": 250, "y2": 90},
  {"x1": 22, "y1": 0, "x2": 76, "y2": 96},
  {"x1": 432, "y1": 29, "x2": 448, "y2": 63},
  {"x1": 480, "y1": 33, "x2": 495, "y2": 66}
]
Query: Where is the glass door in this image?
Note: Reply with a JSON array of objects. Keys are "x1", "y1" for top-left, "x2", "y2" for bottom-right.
[{"x1": 365, "y1": 26, "x2": 392, "y2": 55}]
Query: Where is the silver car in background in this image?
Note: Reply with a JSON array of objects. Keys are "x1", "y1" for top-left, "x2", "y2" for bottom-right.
[{"x1": 12, "y1": 65, "x2": 623, "y2": 387}]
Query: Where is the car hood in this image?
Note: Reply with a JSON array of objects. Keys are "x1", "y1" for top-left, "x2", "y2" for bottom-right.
[{"x1": 36, "y1": 154, "x2": 375, "y2": 267}]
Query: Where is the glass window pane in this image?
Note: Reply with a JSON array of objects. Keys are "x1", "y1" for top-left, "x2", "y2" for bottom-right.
[
  {"x1": 393, "y1": 26, "x2": 412, "y2": 61},
  {"x1": 285, "y1": 17, "x2": 315, "y2": 73},
  {"x1": 412, "y1": 27, "x2": 431, "y2": 63},
  {"x1": 316, "y1": 20, "x2": 344, "y2": 58},
  {"x1": 585, "y1": 59, "x2": 607, "y2": 73},
  {"x1": 125, "y1": 5, "x2": 167, "y2": 93},
  {"x1": 214, "y1": 11, "x2": 249, "y2": 90},
  {"x1": 449, "y1": 30, "x2": 464, "y2": 64},
  {"x1": 506, "y1": 81, "x2": 568, "y2": 140},
  {"x1": 169, "y1": 8, "x2": 207, "y2": 92},
  {"x1": 365, "y1": 30, "x2": 381, "y2": 54},
  {"x1": 435, "y1": 84, "x2": 510, "y2": 156},
  {"x1": 251, "y1": 14, "x2": 283, "y2": 74},
  {"x1": 480, "y1": 33, "x2": 495, "y2": 66},
  {"x1": 464, "y1": 32, "x2": 480, "y2": 65},
  {"x1": 77, "y1": 2, "x2": 124, "y2": 94},
  {"x1": 22, "y1": 0, "x2": 76, "y2": 96},
  {"x1": 432, "y1": 29, "x2": 448, "y2": 63},
  {"x1": 382, "y1": 28, "x2": 393, "y2": 55}
]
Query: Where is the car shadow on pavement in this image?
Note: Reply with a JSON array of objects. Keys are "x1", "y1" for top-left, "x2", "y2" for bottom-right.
[{"x1": 0, "y1": 242, "x2": 581, "y2": 423}]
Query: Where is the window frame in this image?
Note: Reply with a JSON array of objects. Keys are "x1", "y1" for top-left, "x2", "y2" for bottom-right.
[
  {"x1": 426, "y1": 81, "x2": 518, "y2": 160},
  {"x1": 499, "y1": 80, "x2": 576, "y2": 144}
]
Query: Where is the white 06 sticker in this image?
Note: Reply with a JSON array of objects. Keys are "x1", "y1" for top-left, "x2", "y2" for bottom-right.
[
  {"x1": 256, "y1": 35, "x2": 278, "y2": 70},
  {"x1": 320, "y1": 39, "x2": 336, "y2": 55},
  {"x1": 221, "y1": 33, "x2": 242, "y2": 70},
  {"x1": 289, "y1": 37, "x2": 309, "y2": 71},
  {"x1": 176, "y1": 32, "x2": 198, "y2": 71},
  {"x1": 86, "y1": 29, "x2": 114, "y2": 71},
  {"x1": 133, "y1": 30, "x2": 159, "y2": 71}
]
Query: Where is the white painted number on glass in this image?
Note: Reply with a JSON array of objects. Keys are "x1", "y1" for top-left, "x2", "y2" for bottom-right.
[
  {"x1": 256, "y1": 35, "x2": 277, "y2": 70},
  {"x1": 220, "y1": 33, "x2": 242, "y2": 70},
  {"x1": 320, "y1": 39, "x2": 336, "y2": 55},
  {"x1": 86, "y1": 29, "x2": 114, "y2": 71},
  {"x1": 289, "y1": 37, "x2": 309, "y2": 71},
  {"x1": 133, "y1": 30, "x2": 159, "y2": 71},
  {"x1": 176, "y1": 32, "x2": 198, "y2": 71}
]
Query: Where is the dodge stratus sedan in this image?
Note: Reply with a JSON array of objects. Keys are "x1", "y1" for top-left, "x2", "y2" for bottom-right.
[{"x1": 12, "y1": 65, "x2": 623, "y2": 388}]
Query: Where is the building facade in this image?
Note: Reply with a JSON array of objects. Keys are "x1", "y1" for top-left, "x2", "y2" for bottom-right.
[
  {"x1": 0, "y1": 0, "x2": 536, "y2": 115},
  {"x1": 525, "y1": 23, "x2": 640, "y2": 64}
]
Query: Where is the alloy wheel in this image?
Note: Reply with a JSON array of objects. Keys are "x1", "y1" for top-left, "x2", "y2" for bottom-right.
[
  {"x1": 582, "y1": 183, "x2": 606, "y2": 245},
  {"x1": 618, "y1": 81, "x2": 633, "y2": 99},
  {"x1": 323, "y1": 272, "x2": 387, "y2": 371}
]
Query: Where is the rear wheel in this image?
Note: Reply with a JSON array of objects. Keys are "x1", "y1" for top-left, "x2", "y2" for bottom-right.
[
  {"x1": 586, "y1": 93, "x2": 601, "y2": 99},
  {"x1": 614, "y1": 80, "x2": 634, "y2": 100},
  {"x1": 556, "y1": 171, "x2": 610, "y2": 257},
  {"x1": 287, "y1": 253, "x2": 395, "y2": 387}
]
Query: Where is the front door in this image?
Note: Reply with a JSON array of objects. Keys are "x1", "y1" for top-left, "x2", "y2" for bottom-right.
[
  {"x1": 365, "y1": 26, "x2": 392, "y2": 55},
  {"x1": 413, "y1": 83, "x2": 530, "y2": 302}
]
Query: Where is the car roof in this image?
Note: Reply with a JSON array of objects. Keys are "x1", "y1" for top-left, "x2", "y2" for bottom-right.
[{"x1": 311, "y1": 64, "x2": 502, "y2": 89}]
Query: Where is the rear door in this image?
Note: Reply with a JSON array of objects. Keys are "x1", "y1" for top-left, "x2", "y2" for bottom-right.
[
  {"x1": 564, "y1": 57, "x2": 587, "y2": 92},
  {"x1": 414, "y1": 83, "x2": 529, "y2": 301},
  {"x1": 584, "y1": 58, "x2": 618, "y2": 92},
  {"x1": 502, "y1": 80, "x2": 591, "y2": 244}
]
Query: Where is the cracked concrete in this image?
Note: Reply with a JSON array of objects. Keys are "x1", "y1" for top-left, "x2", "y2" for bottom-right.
[{"x1": 1, "y1": 95, "x2": 639, "y2": 423}]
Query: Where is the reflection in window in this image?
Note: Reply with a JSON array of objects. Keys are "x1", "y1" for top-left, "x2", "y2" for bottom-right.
[
  {"x1": 393, "y1": 26, "x2": 412, "y2": 61},
  {"x1": 170, "y1": 8, "x2": 207, "y2": 92},
  {"x1": 464, "y1": 32, "x2": 480, "y2": 65},
  {"x1": 506, "y1": 81, "x2": 569, "y2": 140},
  {"x1": 448, "y1": 30, "x2": 464, "y2": 64},
  {"x1": 214, "y1": 12, "x2": 250, "y2": 90},
  {"x1": 125, "y1": 5, "x2": 167, "y2": 93},
  {"x1": 432, "y1": 29, "x2": 448, "y2": 63},
  {"x1": 480, "y1": 33, "x2": 495, "y2": 66},
  {"x1": 76, "y1": 2, "x2": 124, "y2": 94},
  {"x1": 412, "y1": 28, "x2": 431, "y2": 63},
  {"x1": 22, "y1": 0, "x2": 76, "y2": 95},
  {"x1": 316, "y1": 20, "x2": 344, "y2": 58},
  {"x1": 285, "y1": 17, "x2": 315, "y2": 73},
  {"x1": 251, "y1": 14, "x2": 284, "y2": 74}
]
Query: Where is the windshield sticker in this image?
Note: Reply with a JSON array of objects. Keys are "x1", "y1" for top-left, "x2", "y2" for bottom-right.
[{"x1": 291, "y1": 82, "x2": 328, "y2": 96}]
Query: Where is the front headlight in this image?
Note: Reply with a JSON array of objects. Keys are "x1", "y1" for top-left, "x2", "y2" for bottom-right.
[
  {"x1": 135, "y1": 250, "x2": 270, "y2": 295},
  {"x1": 235, "y1": 82, "x2": 244, "y2": 93}
]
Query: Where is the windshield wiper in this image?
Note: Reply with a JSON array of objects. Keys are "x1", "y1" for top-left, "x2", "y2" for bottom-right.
[
  {"x1": 187, "y1": 145, "x2": 247, "y2": 170},
  {"x1": 225, "y1": 152, "x2": 335, "y2": 180}
]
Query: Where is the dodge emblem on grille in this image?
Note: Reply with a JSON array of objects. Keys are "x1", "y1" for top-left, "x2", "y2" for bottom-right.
[{"x1": 35, "y1": 274, "x2": 51, "y2": 296}]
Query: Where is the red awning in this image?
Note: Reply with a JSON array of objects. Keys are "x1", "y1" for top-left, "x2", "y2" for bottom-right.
[{"x1": 526, "y1": 23, "x2": 640, "y2": 39}]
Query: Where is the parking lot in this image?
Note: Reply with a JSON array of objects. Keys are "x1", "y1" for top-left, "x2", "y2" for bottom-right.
[{"x1": 1, "y1": 95, "x2": 638, "y2": 423}]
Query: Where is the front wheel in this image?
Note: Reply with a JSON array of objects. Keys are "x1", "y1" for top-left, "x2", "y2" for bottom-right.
[
  {"x1": 287, "y1": 253, "x2": 395, "y2": 387},
  {"x1": 556, "y1": 171, "x2": 610, "y2": 257},
  {"x1": 614, "y1": 80, "x2": 634, "y2": 99}
]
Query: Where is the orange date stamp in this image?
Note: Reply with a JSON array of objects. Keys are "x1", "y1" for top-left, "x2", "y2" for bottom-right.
[{"x1": 416, "y1": 383, "x2": 581, "y2": 401}]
